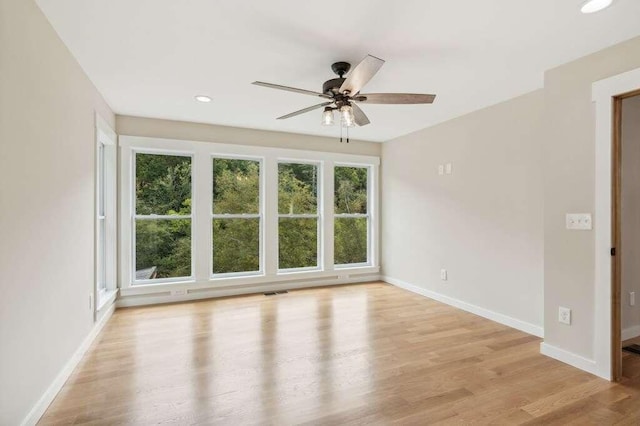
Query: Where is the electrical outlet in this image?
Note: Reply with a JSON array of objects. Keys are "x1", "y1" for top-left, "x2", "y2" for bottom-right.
[
  {"x1": 440, "y1": 269, "x2": 448, "y2": 281},
  {"x1": 559, "y1": 307, "x2": 571, "y2": 325},
  {"x1": 631, "y1": 292, "x2": 636, "y2": 307},
  {"x1": 338, "y1": 274, "x2": 350, "y2": 280},
  {"x1": 438, "y1": 164, "x2": 445, "y2": 175},
  {"x1": 171, "y1": 289, "x2": 187, "y2": 296}
]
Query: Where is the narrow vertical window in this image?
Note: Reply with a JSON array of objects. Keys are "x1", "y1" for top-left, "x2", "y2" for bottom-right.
[
  {"x1": 278, "y1": 162, "x2": 320, "y2": 270},
  {"x1": 212, "y1": 158, "x2": 261, "y2": 275},
  {"x1": 334, "y1": 166, "x2": 369, "y2": 266},
  {"x1": 96, "y1": 143, "x2": 107, "y2": 294},
  {"x1": 134, "y1": 153, "x2": 192, "y2": 283}
]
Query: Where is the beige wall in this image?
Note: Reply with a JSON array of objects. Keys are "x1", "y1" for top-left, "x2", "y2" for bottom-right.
[
  {"x1": 543, "y1": 36, "x2": 640, "y2": 359},
  {"x1": 381, "y1": 90, "x2": 544, "y2": 330},
  {"x1": 0, "y1": 0, "x2": 115, "y2": 423},
  {"x1": 622, "y1": 95, "x2": 640, "y2": 336},
  {"x1": 116, "y1": 116, "x2": 382, "y2": 157}
]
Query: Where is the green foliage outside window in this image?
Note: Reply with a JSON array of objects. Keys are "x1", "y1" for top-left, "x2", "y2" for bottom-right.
[
  {"x1": 334, "y1": 166, "x2": 369, "y2": 265},
  {"x1": 278, "y1": 163, "x2": 319, "y2": 269},
  {"x1": 134, "y1": 155, "x2": 370, "y2": 280},
  {"x1": 135, "y1": 154, "x2": 192, "y2": 279},
  {"x1": 212, "y1": 159, "x2": 261, "y2": 274}
]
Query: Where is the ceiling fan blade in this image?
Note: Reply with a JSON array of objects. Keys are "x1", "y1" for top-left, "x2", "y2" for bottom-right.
[
  {"x1": 351, "y1": 103, "x2": 371, "y2": 127},
  {"x1": 339, "y1": 55, "x2": 385, "y2": 96},
  {"x1": 253, "y1": 81, "x2": 333, "y2": 99},
  {"x1": 354, "y1": 93, "x2": 436, "y2": 104},
  {"x1": 277, "y1": 102, "x2": 334, "y2": 120}
]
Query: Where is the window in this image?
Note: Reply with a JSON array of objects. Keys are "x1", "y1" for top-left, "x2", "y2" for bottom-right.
[
  {"x1": 212, "y1": 158, "x2": 262, "y2": 275},
  {"x1": 92, "y1": 114, "x2": 117, "y2": 310},
  {"x1": 95, "y1": 113, "x2": 117, "y2": 311},
  {"x1": 96, "y1": 143, "x2": 107, "y2": 293},
  {"x1": 278, "y1": 162, "x2": 320, "y2": 270},
  {"x1": 120, "y1": 136, "x2": 379, "y2": 295},
  {"x1": 134, "y1": 152, "x2": 192, "y2": 283},
  {"x1": 334, "y1": 166, "x2": 369, "y2": 266}
]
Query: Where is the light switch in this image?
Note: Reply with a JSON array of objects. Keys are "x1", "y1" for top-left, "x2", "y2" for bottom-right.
[
  {"x1": 445, "y1": 163, "x2": 452, "y2": 175},
  {"x1": 566, "y1": 213, "x2": 592, "y2": 230}
]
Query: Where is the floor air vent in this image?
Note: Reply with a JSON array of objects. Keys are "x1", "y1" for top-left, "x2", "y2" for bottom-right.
[
  {"x1": 623, "y1": 344, "x2": 640, "y2": 356},
  {"x1": 264, "y1": 290, "x2": 289, "y2": 296}
]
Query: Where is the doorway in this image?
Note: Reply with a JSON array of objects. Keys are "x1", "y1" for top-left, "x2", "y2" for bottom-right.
[{"x1": 613, "y1": 90, "x2": 640, "y2": 382}]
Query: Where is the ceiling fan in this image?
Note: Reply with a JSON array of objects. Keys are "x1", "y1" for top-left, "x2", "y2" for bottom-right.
[{"x1": 252, "y1": 54, "x2": 436, "y2": 131}]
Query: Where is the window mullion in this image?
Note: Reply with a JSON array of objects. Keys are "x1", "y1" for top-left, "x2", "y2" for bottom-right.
[
  {"x1": 212, "y1": 214, "x2": 261, "y2": 219},
  {"x1": 134, "y1": 214, "x2": 192, "y2": 220},
  {"x1": 195, "y1": 149, "x2": 211, "y2": 283},
  {"x1": 265, "y1": 156, "x2": 279, "y2": 277},
  {"x1": 323, "y1": 160, "x2": 334, "y2": 272}
]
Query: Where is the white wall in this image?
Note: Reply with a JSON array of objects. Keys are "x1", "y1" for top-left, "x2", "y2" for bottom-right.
[
  {"x1": 381, "y1": 90, "x2": 544, "y2": 333},
  {"x1": 0, "y1": 0, "x2": 115, "y2": 423},
  {"x1": 622, "y1": 95, "x2": 640, "y2": 338},
  {"x1": 543, "y1": 36, "x2": 640, "y2": 360},
  {"x1": 116, "y1": 115, "x2": 381, "y2": 157}
]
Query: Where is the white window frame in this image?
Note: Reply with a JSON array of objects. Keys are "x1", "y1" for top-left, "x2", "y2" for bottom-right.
[
  {"x1": 95, "y1": 114, "x2": 117, "y2": 313},
  {"x1": 334, "y1": 163, "x2": 372, "y2": 268},
  {"x1": 211, "y1": 154, "x2": 265, "y2": 278},
  {"x1": 131, "y1": 149, "x2": 195, "y2": 286},
  {"x1": 277, "y1": 159, "x2": 323, "y2": 273},
  {"x1": 119, "y1": 135, "x2": 380, "y2": 297}
]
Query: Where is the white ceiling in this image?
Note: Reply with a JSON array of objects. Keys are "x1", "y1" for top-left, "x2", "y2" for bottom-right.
[{"x1": 36, "y1": 0, "x2": 640, "y2": 142}]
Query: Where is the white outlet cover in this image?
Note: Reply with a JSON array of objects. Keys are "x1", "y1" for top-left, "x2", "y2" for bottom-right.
[
  {"x1": 558, "y1": 306, "x2": 571, "y2": 325},
  {"x1": 566, "y1": 213, "x2": 592, "y2": 230},
  {"x1": 438, "y1": 164, "x2": 444, "y2": 175},
  {"x1": 440, "y1": 269, "x2": 448, "y2": 280}
]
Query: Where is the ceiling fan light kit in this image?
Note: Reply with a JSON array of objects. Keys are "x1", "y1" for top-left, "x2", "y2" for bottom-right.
[
  {"x1": 252, "y1": 54, "x2": 436, "y2": 141},
  {"x1": 340, "y1": 105, "x2": 356, "y2": 128},
  {"x1": 321, "y1": 107, "x2": 335, "y2": 126}
]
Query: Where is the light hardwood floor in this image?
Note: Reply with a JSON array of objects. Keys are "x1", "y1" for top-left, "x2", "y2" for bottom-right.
[
  {"x1": 40, "y1": 282, "x2": 640, "y2": 425},
  {"x1": 622, "y1": 336, "x2": 640, "y2": 381}
]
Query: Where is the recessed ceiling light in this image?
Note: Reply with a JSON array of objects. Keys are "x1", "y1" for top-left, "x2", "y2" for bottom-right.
[
  {"x1": 195, "y1": 95, "x2": 212, "y2": 103},
  {"x1": 581, "y1": 0, "x2": 613, "y2": 14}
]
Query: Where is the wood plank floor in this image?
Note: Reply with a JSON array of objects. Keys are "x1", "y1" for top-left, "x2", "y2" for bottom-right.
[
  {"x1": 40, "y1": 282, "x2": 640, "y2": 425},
  {"x1": 622, "y1": 336, "x2": 640, "y2": 381}
]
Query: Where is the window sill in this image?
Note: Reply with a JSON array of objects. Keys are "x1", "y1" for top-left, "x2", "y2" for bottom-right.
[
  {"x1": 96, "y1": 289, "x2": 118, "y2": 313},
  {"x1": 119, "y1": 265, "x2": 380, "y2": 297}
]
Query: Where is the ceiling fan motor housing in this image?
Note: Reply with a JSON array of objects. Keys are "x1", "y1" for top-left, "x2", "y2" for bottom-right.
[
  {"x1": 323, "y1": 77, "x2": 346, "y2": 95},
  {"x1": 323, "y1": 61, "x2": 351, "y2": 95}
]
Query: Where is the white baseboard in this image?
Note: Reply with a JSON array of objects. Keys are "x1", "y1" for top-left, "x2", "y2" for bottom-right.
[
  {"x1": 21, "y1": 302, "x2": 116, "y2": 426},
  {"x1": 117, "y1": 274, "x2": 381, "y2": 308},
  {"x1": 622, "y1": 325, "x2": 640, "y2": 342},
  {"x1": 540, "y1": 342, "x2": 604, "y2": 378},
  {"x1": 381, "y1": 276, "x2": 544, "y2": 338}
]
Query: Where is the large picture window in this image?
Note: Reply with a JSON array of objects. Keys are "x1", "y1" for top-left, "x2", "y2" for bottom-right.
[
  {"x1": 120, "y1": 136, "x2": 379, "y2": 295},
  {"x1": 278, "y1": 162, "x2": 320, "y2": 270},
  {"x1": 334, "y1": 165, "x2": 369, "y2": 266},
  {"x1": 212, "y1": 158, "x2": 262, "y2": 275},
  {"x1": 134, "y1": 152, "x2": 193, "y2": 283}
]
